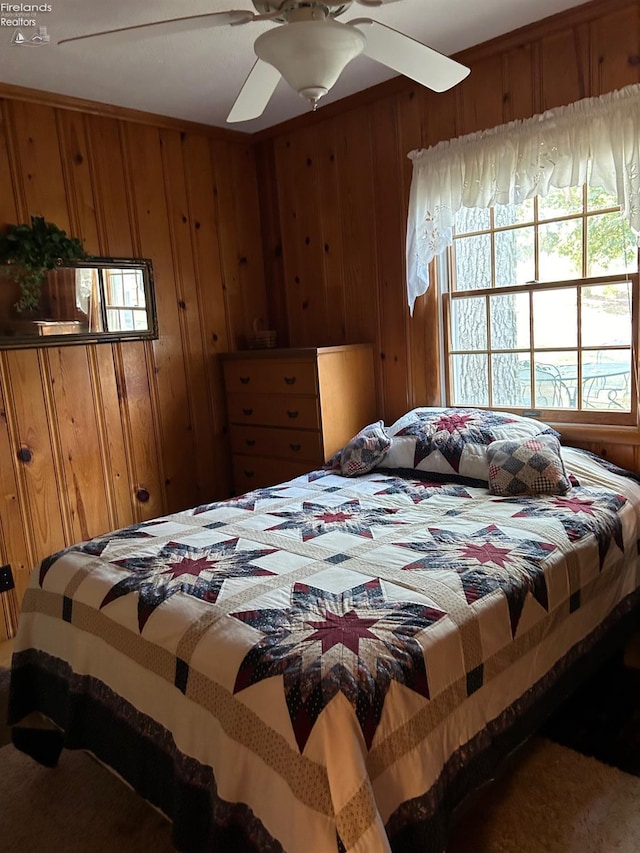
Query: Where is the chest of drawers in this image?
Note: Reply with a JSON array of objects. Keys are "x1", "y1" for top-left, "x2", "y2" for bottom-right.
[{"x1": 222, "y1": 344, "x2": 377, "y2": 493}]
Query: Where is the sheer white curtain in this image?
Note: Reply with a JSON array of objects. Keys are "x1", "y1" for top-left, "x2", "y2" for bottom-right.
[{"x1": 405, "y1": 83, "x2": 640, "y2": 315}]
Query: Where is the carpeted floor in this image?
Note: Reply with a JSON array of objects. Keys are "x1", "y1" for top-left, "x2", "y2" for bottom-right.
[{"x1": 2, "y1": 661, "x2": 640, "y2": 852}]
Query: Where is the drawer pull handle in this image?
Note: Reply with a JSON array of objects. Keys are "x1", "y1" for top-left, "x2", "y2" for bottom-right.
[
  {"x1": 239, "y1": 376, "x2": 250, "y2": 384},
  {"x1": 244, "y1": 470, "x2": 254, "y2": 478},
  {"x1": 242, "y1": 408, "x2": 253, "y2": 416},
  {"x1": 245, "y1": 439, "x2": 256, "y2": 447},
  {"x1": 284, "y1": 376, "x2": 296, "y2": 385},
  {"x1": 289, "y1": 443, "x2": 302, "y2": 452},
  {"x1": 287, "y1": 410, "x2": 299, "y2": 419}
]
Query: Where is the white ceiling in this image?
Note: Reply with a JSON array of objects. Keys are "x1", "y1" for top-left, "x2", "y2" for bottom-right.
[{"x1": 0, "y1": 0, "x2": 590, "y2": 133}]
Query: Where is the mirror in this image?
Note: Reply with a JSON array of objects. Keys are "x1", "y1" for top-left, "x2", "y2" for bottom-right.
[{"x1": 0, "y1": 258, "x2": 158, "y2": 348}]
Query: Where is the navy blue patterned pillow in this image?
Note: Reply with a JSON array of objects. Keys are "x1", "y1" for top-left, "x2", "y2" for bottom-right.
[
  {"x1": 339, "y1": 421, "x2": 391, "y2": 477},
  {"x1": 487, "y1": 434, "x2": 571, "y2": 496}
]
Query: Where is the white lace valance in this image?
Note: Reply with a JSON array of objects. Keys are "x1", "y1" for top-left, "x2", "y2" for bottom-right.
[{"x1": 406, "y1": 83, "x2": 640, "y2": 315}]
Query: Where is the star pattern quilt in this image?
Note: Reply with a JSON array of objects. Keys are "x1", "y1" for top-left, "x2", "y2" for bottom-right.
[{"x1": 9, "y1": 446, "x2": 640, "y2": 853}]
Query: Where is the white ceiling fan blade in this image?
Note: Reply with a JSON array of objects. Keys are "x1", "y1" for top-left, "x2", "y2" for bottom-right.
[
  {"x1": 58, "y1": 11, "x2": 256, "y2": 47},
  {"x1": 227, "y1": 59, "x2": 281, "y2": 123},
  {"x1": 350, "y1": 19, "x2": 470, "y2": 93}
]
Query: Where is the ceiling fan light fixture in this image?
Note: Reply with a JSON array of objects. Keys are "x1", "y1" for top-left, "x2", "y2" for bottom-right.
[{"x1": 254, "y1": 19, "x2": 365, "y2": 108}]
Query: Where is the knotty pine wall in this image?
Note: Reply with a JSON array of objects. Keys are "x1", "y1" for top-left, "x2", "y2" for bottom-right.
[
  {"x1": 254, "y1": 0, "x2": 640, "y2": 469},
  {"x1": 0, "y1": 92, "x2": 267, "y2": 637}
]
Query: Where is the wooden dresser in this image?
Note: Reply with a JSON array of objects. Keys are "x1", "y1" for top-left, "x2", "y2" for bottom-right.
[{"x1": 222, "y1": 344, "x2": 377, "y2": 493}]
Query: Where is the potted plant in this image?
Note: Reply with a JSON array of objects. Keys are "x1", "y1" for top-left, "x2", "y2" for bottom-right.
[{"x1": 0, "y1": 216, "x2": 87, "y2": 312}]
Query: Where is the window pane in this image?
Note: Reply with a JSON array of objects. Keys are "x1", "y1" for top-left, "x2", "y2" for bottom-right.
[
  {"x1": 582, "y1": 350, "x2": 631, "y2": 411},
  {"x1": 454, "y1": 206, "x2": 491, "y2": 234},
  {"x1": 489, "y1": 292, "x2": 530, "y2": 350},
  {"x1": 492, "y1": 353, "x2": 531, "y2": 408},
  {"x1": 587, "y1": 185, "x2": 619, "y2": 211},
  {"x1": 538, "y1": 186, "x2": 583, "y2": 220},
  {"x1": 453, "y1": 233, "x2": 492, "y2": 290},
  {"x1": 533, "y1": 352, "x2": 579, "y2": 409},
  {"x1": 495, "y1": 227, "x2": 534, "y2": 286},
  {"x1": 451, "y1": 354, "x2": 489, "y2": 406},
  {"x1": 538, "y1": 219, "x2": 583, "y2": 281},
  {"x1": 532, "y1": 288, "x2": 577, "y2": 348},
  {"x1": 450, "y1": 297, "x2": 487, "y2": 350},
  {"x1": 587, "y1": 213, "x2": 637, "y2": 276},
  {"x1": 134, "y1": 310, "x2": 150, "y2": 331},
  {"x1": 494, "y1": 199, "x2": 534, "y2": 228},
  {"x1": 582, "y1": 282, "x2": 632, "y2": 347}
]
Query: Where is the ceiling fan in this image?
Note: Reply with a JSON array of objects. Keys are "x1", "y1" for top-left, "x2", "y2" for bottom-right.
[{"x1": 59, "y1": 0, "x2": 470, "y2": 123}]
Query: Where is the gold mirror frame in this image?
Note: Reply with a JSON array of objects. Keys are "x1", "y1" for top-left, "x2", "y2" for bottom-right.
[{"x1": 0, "y1": 257, "x2": 158, "y2": 349}]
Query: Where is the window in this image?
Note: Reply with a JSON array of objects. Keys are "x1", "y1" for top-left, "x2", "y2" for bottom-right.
[
  {"x1": 442, "y1": 186, "x2": 638, "y2": 424},
  {"x1": 75, "y1": 266, "x2": 149, "y2": 334}
]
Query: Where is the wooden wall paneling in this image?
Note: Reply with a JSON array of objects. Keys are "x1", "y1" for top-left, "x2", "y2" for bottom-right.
[
  {"x1": 254, "y1": 140, "x2": 289, "y2": 347},
  {"x1": 85, "y1": 115, "x2": 157, "y2": 526},
  {"x1": 590, "y1": 4, "x2": 640, "y2": 94},
  {"x1": 315, "y1": 122, "x2": 347, "y2": 346},
  {"x1": 0, "y1": 357, "x2": 32, "y2": 604},
  {"x1": 124, "y1": 122, "x2": 195, "y2": 515},
  {"x1": 273, "y1": 134, "x2": 305, "y2": 345},
  {"x1": 182, "y1": 132, "x2": 233, "y2": 501},
  {"x1": 333, "y1": 109, "x2": 382, "y2": 396},
  {"x1": 420, "y1": 89, "x2": 458, "y2": 150},
  {"x1": 56, "y1": 111, "x2": 100, "y2": 252},
  {"x1": 396, "y1": 88, "x2": 434, "y2": 409},
  {"x1": 85, "y1": 116, "x2": 136, "y2": 256},
  {"x1": 0, "y1": 102, "x2": 33, "y2": 632},
  {"x1": 88, "y1": 344, "x2": 135, "y2": 531},
  {"x1": 4, "y1": 350, "x2": 67, "y2": 594},
  {"x1": 159, "y1": 129, "x2": 220, "y2": 506},
  {"x1": 370, "y1": 97, "x2": 410, "y2": 423},
  {"x1": 210, "y1": 139, "x2": 249, "y2": 349},
  {"x1": 45, "y1": 346, "x2": 112, "y2": 543},
  {"x1": 115, "y1": 341, "x2": 165, "y2": 522},
  {"x1": 276, "y1": 127, "x2": 329, "y2": 345},
  {"x1": 503, "y1": 43, "x2": 538, "y2": 121},
  {"x1": 7, "y1": 100, "x2": 70, "y2": 227},
  {"x1": 228, "y1": 142, "x2": 270, "y2": 341},
  {"x1": 56, "y1": 110, "x2": 133, "y2": 535},
  {"x1": 7, "y1": 99, "x2": 79, "y2": 558},
  {"x1": 456, "y1": 54, "x2": 505, "y2": 136},
  {"x1": 0, "y1": 101, "x2": 23, "y2": 228},
  {"x1": 540, "y1": 24, "x2": 591, "y2": 110}
]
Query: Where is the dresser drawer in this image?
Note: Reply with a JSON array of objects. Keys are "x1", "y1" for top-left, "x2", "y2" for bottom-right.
[
  {"x1": 227, "y1": 393, "x2": 320, "y2": 430},
  {"x1": 223, "y1": 359, "x2": 318, "y2": 396},
  {"x1": 232, "y1": 454, "x2": 313, "y2": 493},
  {"x1": 230, "y1": 425, "x2": 323, "y2": 463}
]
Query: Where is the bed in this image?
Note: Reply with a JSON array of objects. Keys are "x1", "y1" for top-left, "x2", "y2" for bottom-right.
[{"x1": 8, "y1": 407, "x2": 640, "y2": 853}]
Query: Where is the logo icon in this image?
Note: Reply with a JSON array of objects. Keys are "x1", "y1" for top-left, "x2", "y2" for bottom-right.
[
  {"x1": 11, "y1": 26, "x2": 50, "y2": 46},
  {"x1": 31, "y1": 27, "x2": 50, "y2": 45}
]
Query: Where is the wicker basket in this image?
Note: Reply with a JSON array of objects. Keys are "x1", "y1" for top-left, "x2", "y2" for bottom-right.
[{"x1": 247, "y1": 319, "x2": 277, "y2": 350}]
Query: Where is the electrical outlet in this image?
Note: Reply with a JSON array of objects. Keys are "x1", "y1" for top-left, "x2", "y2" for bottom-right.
[{"x1": 0, "y1": 565, "x2": 15, "y2": 593}]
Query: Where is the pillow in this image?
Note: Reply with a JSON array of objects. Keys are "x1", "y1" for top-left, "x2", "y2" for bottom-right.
[
  {"x1": 377, "y1": 407, "x2": 559, "y2": 483},
  {"x1": 487, "y1": 434, "x2": 571, "y2": 496},
  {"x1": 338, "y1": 420, "x2": 391, "y2": 477}
]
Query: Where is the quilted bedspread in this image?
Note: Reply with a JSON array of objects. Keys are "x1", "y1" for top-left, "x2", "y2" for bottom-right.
[{"x1": 9, "y1": 447, "x2": 640, "y2": 853}]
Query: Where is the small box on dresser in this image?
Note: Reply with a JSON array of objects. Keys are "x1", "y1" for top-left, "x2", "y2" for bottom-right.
[{"x1": 222, "y1": 344, "x2": 377, "y2": 492}]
